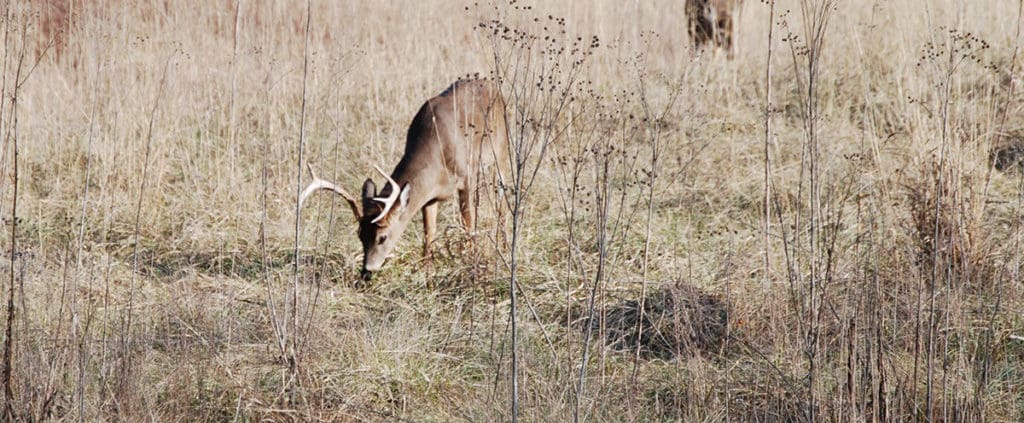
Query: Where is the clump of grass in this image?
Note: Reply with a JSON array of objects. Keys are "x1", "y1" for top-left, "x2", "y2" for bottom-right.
[
  {"x1": 905, "y1": 159, "x2": 994, "y2": 289},
  {"x1": 599, "y1": 283, "x2": 728, "y2": 359}
]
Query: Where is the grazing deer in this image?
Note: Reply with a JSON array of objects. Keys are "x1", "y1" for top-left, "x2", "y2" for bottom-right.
[
  {"x1": 299, "y1": 78, "x2": 509, "y2": 280},
  {"x1": 685, "y1": 0, "x2": 741, "y2": 53}
]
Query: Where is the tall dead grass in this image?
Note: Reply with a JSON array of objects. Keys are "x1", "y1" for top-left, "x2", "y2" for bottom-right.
[{"x1": 2, "y1": 0, "x2": 1023, "y2": 421}]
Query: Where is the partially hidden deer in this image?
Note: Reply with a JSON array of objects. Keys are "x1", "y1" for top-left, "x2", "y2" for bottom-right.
[
  {"x1": 685, "y1": 0, "x2": 742, "y2": 53},
  {"x1": 298, "y1": 78, "x2": 509, "y2": 280}
]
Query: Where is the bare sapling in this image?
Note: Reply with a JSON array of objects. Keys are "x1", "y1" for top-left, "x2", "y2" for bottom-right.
[{"x1": 474, "y1": 2, "x2": 598, "y2": 420}]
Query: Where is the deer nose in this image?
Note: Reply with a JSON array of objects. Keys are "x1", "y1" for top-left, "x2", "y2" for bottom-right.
[
  {"x1": 360, "y1": 269, "x2": 373, "y2": 281},
  {"x1": 363, "y1": 255, "x2": 386, "y2": 273}
]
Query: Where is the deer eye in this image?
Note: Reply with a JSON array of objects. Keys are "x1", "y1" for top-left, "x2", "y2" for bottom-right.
[{"x1": 378, "y1": 235, "x2": 388, "y2": 244}]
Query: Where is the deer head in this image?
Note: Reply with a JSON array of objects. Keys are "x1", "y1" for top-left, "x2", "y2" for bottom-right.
[{"x1": 299, "y1": 164, "x2": 410, "y2": 280}]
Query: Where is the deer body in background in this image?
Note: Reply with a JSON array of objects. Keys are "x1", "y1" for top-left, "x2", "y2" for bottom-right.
[
  {"x1": 299, "y1": 78, "x2": 509, "y2": 280},
  {"x1": 685, "y1": 0, "x2": 741, "y2": 53}
]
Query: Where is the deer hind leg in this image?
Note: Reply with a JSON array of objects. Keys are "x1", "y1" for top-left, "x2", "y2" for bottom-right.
[
  {"x1": 714, "y1": 14, "x2": 731, "y2": 48},
  {"x1": 458, "y1": 187, "x2": 476, "y2": 232},
  {"x1": 422, "y1": 201, "x2": 439, "y2": 258}
]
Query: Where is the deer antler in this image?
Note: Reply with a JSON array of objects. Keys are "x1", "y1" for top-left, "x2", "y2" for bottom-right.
[
  {"x1": 298, "y1": 163, "x2": 362, "y2": 219},
  {"x1": 370, "y1": 165, "x2": 401, "y2": 224}
]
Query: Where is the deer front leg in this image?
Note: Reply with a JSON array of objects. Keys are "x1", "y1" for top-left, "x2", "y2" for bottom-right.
[
  {"x1": 422, "y1": 202, "x2": 438, "y2": 258},
  {"x1": 458, "y1": 188, "x2": 475, "y2": 232}
]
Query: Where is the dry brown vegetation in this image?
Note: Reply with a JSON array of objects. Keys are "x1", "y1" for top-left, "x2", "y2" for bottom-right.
[{"x1": 4, "y1": 0, "x2": 1024, "y2": 421}]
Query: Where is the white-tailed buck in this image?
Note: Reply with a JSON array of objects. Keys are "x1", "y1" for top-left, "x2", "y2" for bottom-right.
[
  {"x1": 299, "y1": 78, "x2": 509, "y2": 280},
  {"x1": 685, "y1": 0, "x2": 740, "y2": 53}
]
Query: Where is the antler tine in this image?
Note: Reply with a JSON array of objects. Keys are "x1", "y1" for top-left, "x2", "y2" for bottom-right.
[
  {"x1": 372, "y1": 165, "x2": 400, "y2": 196},
  {"x1": 298, "y1": 164, "x2": 362, "y2": 219},
  {"x1": 370, "y1": 165, "x2": 401, "y2": 224}
]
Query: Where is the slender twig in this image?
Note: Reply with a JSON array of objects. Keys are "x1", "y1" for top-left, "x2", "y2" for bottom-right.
[
  {"x1": 287, "y1": 0, "x2": 314, "y2": 403},
  {"x1": 630, "y1": 63, "x2": 684, "y2": 383},
  {"x1": 977, "y1": 0, "x2": 1024, "y2": 411},
  {"x1": 2, "y1": 98, "x2": 15, "y2": 422},
  {"x1": 124, "y1": 52, "x2": 173, "y2": 404},
  {"x1": 575, "y1": 142, "x2": 611, "y2": 423},
  {"x1": 73, "y1": 45, "x2": 103, "y2": 423},
  {"x1": 763, "y1": 0, "x2": 776, "y2": 290},
  {"x1": 786, "y1": 2, "x2": 836, "y2": 419},
  {"x1": 1, "y1": 18, "x2": 23, "y2": 421},
  {"x1": 260, "y1": 6, "x2": 286, "y2": 361},
  {"x1": 228, "y1": 0, "x2": 242, "y2": 177},
  {"x1": 0, "y1": 2, "x2": 15, "y2": 418}
]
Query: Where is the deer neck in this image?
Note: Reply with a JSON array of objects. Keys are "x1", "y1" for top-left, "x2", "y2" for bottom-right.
[{"x1": 387, "y1": 163, "x2": 441, "y2": 226}]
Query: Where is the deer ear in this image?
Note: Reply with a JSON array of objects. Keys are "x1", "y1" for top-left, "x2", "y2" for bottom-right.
[
  {"x1": 362, "y1": 178, "x2": 377, "y2": 199},
  {"x1": 361, "y1": 178, "x2": 378, "y2": 212},
  {"x1": 398, "y1": 184, "x2": 410, "y2": 211}
]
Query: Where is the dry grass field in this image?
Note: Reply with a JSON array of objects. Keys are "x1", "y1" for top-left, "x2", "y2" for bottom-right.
[{"x1": 4, "y1": 0, "x2": 1024, "y2": 421}]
